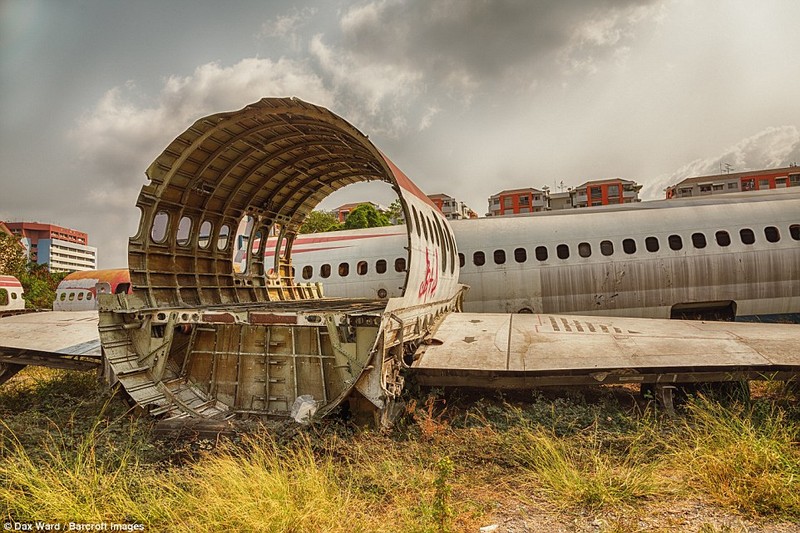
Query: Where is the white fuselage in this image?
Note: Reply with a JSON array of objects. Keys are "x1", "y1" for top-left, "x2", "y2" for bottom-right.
[{"x1": 284, "y1": 189, "x2": 800, "y2": 321}]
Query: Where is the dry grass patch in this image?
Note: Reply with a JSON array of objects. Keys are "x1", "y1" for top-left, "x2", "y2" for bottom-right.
[{"x1": 667, "y1": 398, "x2": 800, "y2": 518}]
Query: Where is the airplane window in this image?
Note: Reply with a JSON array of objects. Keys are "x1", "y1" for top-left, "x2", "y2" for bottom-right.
[
  {"x1": 514, "y1": 248, "x2": 527, "y2": 263},
  {"x1": 0, "y1": 289, "x2": 7, "y2": 306},
  {"x1": 321, "y1": 264, "x2": 331, "y2": 278},
  {"x1": 421, "y1": 215, "x2": 428, "y2": 241},
  {"x1": 217, "y1": 224, "x2": 231, "y2": 251},
  {"x1": 428, "y1": 218, "x2": 437, "y2": 245},
  {"x1": 435, "y1": 219, "x2": 447, "y2": 272},
  {"x1": 622, "y1": 239, "x2": 636, "y2": 254},
  {"x1": 11, "y1": 292, "x2": 17, "y2": 300},
  {"x1": 668, "y1": 234, "x2": 683, "y2": 250},
  {"x1": 412, "y1": 206, "x2": 421, "y2": 237},
  {"x1": 764, "y1": 226, "x2": 780, "y2": 243},
  {"x1": 59, "y1": 292, "x2": 66, "y2": 301},
  {"x1": 740, "y1": 228, "x2": 755, "y2": 245},
  {"x1": 339, "y1": 262, "x2": 350, "y2": 277},
  {"x1": 357, "y1": 261, "x2": 368, "y2": 275},
  {"x1": 77, "y1": 292, "x2": 84, "y2": 301},
  {"x1": 645, "y1": 237, "x2": 659, "y2": 252},
  {"x1": 494, "y1": 249, "x2": 506, "y2": 265},
  {"x1": 151, "y1": 211, "x2": 169, "y2": 243},
  {"x1": 251, "y1": 231, "x2": 263, "y2": 256},
  {"x1": 791, "y1": 224, "x2": 800, "y2": 241},
  {"x1": 458, "y1": 253, "x2": 465, "y2": 268},
  {"x1": 556, "y1": 244, "x2": 569, "y2": 259},
  {"x1": 395, "y1": 257, "x2": 406, "y2": 272},
  {"x1": 302, "y1": 266, "x2": 313, "y2": 280},
  {"x1": 69, "y1": 293, "x2": 75, "y2": 301},
  {"x1": 87, "y1": 293, "x2": 93, "y2": 301},
  {"x1": 473, "y1": 251, "x2": 486, "y2": 266},
  {"x1": 449, "y1": 232, "x2": 456, "y2": 275},
  {"x1": 691, "y1": 233, "x2": 707, "y2": 249},
  {"x1": 198, "y1": 220, "x2": 213, "y2": 249},
  {"x1": 535, "y1": 246, "x2": 548, "y2": 261},
  {"x1": 376, "y1": 259, "x2": 387, "y2": 274},
  {"x1": 715, "y1": 231, "x2": 731, "y2": 247},
  {"x1": 600, "y1": 240, "x2": 614, "y2": 256},
  {"x1": 177, "y1": 216, "x2": 193, "y2": 246},
  {"x1": 578, "y1": 242, "x2": 591, "y2": 258}
]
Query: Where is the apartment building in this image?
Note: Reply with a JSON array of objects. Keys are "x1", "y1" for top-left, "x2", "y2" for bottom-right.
[
  {"x1": 3, "y1": 222, "x2": 97, "y2": 272},
  {"x1": 665, "y1": 166, "x2": 800, "y2": 199}
]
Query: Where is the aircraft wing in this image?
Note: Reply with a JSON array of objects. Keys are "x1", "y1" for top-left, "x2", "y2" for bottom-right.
[
  {"x1": 412, "y1": 313, "x2": 800, "y2": 388},
  {"x1": 0, "y1": 311, "x2": 102, "y2": 383}
]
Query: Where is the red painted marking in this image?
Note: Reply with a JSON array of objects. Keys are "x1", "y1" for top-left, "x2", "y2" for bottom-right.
[
  {"x1": 0, "y1": 277, "x2": 23, "y2": 288},
  {"x1": 418, "y1": 247, "x2": 439, "y2": 300}
]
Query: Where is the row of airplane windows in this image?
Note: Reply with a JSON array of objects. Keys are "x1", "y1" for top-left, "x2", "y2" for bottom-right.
[
  {"x1": 57, "y1": 290, "x2": 94, "y2": 302},
  {"x1": 464, "y1": 224, "x2": 800, "y2": 266},
  {"x1": 299, "y1": 224, "x2": 800, "y2": 280},
  {"x1": 0, "y1": 289, "x2": 21, "y2": 306}
]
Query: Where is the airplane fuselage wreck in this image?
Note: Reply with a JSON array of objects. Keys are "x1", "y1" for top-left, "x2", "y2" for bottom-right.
[
  {"x1": 97, "y1": 98, "x2": 463, "y2": 426},
  {"x1": 90, "y1": 97, "x2": 799, "y2": 425}
]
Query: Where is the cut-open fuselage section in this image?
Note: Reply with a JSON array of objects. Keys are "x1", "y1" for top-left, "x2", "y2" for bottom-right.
[{"x1": 98, "y1": 97, "x2": 463, "y2": 423}]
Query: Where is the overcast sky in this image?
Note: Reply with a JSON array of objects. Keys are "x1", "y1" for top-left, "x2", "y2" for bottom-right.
[{"x1": 2, "y1": 0, "x2": 800, "y2": 268}]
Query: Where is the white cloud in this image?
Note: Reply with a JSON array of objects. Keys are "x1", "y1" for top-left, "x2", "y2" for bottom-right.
[
  {"x1": 67, "y1": 57, "x2": 333, "y2": 267},
  {"x1": 309, "y1": 34, "x2": 424, "y2": 136},
  {"x1": 641, "y1": 126, "x2": 800, "y2": 199}
]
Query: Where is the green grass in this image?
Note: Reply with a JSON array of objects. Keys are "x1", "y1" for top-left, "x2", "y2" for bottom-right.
[{"x1": 2, "y1": 371, "x2": 799, "y2": 530}]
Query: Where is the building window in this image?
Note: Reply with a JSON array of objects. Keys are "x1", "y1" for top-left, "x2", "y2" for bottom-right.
[
  {"x1": 699, "y1": 185, "x2": 712, "y2": 193},
  {"x1": 493, "y1": 250, "x2": 506, "y2": 265},
  {"x1": 473, "y1": 251, "x2": 486, "y2": 266},
  {"x1": 607, "y1": 185, "x2": 619, "y2": 197},
  {"x1": 514, "y1": 248, "x2": 527, "y2": 263},
  {"x1": 600, "y1": 240, "x2": 614, "y2": 256},
  {"x1": 790, "y1": 174, "x2": 800, "y2": 186},
  {"x1": 668, "y1": 234, "x2": 683, "y2": 250},
  {"x1": 740, "y1": 228, "x2": 755, "y2": 245},
  {"x1": 535, "y1": 246, "x2": 548, "y2": 261},
  {"x1": 727, "y1": 182, "x2": 738, "y2": 189},
  {"x1": 741, "y1": 178, "x2": 755, "y2": 191},
  {"x1": 645, "y1": 236, "x2": 659, "y2": 252},
  {"x1": 519, "y1": 195, "x2": 529, "y2": 206},
  {"x1": 764, "y1": 226, "x2": 780, "y2": 243},
  {"x1": 713, "y1": 184, "x2": 724, "y2": 191},
  {"x1": 715, "y1": 231, "x2": 731, "y2": 247},
  {"x1": 578, "y1": 242, "x2": 591, "y2": 258},
  {"x1": 622, "y1": 239, "x2": 636, "y2": 254},
  {"x1": 556, "y1": 244, "x2": 569, "y2": 260},
  {"x1": 758, "y1": 179, "x2": 770, "y2": 189},
  {"x1": 302, "y1": 266, "x2": 313, "y2": 279}
]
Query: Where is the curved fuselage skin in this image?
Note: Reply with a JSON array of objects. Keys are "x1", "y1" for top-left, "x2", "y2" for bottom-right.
[{"x1": 289, "y1": 189, "x2": 800, "y2": 321}]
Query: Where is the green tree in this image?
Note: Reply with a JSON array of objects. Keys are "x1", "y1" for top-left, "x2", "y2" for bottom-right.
[
  {"x1": 0, "y1": 232, "x2": 26, "y2": 277},
  {"x1": 386, "y1": 199, "x2": 405, "y2": 225},
  {"x1": 342, "y1": 203, "x2": 391, "y2": 230},
  {"x1": 17, "y1": 262, "x2": 66, "y2": 310},
  {"x1": 299, "y1": 210, "x2": 342, "y2": 234}
]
